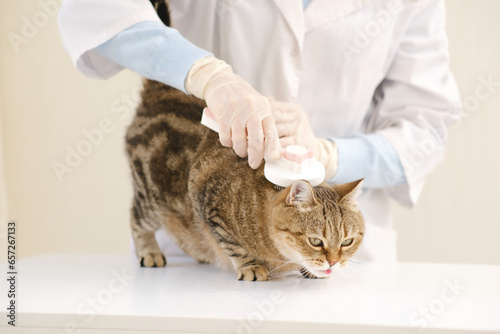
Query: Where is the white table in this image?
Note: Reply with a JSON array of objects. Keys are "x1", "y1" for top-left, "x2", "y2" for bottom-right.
[{"x1": 1, "y1": 254, "x2": 499, "y2": 333}]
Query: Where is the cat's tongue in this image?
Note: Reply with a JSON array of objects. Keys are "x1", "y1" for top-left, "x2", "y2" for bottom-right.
[{"x1": 325, "y1": 269, "x2": 332, "y2": 274}]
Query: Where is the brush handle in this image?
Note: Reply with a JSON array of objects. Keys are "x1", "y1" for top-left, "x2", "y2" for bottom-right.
[{"x1": 200, "y1": 108, "x2": 219, "y2": 133}]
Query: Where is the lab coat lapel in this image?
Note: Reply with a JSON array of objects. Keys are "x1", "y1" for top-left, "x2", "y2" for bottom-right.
[
  {"x1": 304, "y1": 0, "x2": 371, "y2": 32},
  {"x1": 272, "y1": 0, "x2": 305, "y2": 49}
]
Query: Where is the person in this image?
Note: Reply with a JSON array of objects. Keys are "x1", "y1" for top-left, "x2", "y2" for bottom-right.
[{"x1": 58, "y1": 0, "x2": 461, "y2": 263}]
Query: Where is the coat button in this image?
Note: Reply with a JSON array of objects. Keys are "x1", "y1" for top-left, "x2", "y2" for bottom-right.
[{"x1": 290, "y1": 49, "x2": 298, "y2": 57}]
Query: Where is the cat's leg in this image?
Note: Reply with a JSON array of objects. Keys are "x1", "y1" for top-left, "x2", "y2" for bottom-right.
[
  {"x1": 234, "y1": 258, "x2": 270, "y2": 282},
  {"x1": 130, "y1": 198, "x2": 166, "y2": 267},
  {"x1": 208, "y1": 219, "x2": 269, "y2": 281}
]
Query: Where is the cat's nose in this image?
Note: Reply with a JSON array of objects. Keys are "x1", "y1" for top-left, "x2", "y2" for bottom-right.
[{"x1": 328, "y1": 260, "x2": 337, "y2": 267}]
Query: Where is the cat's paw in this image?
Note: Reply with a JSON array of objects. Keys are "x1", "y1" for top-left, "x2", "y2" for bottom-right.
[
  {"x1": 237, "y1": 265, "x2": 269, "y2": 281},
  {"x1": 299, "y1": 267, "x2": 318, "y2": 279},
  {"x1": 139, "y1": 252, "x2": 167, "y2": 267}
]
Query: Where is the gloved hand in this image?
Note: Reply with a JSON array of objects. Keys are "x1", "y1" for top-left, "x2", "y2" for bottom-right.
[
  {"x1": 269, "y1": 99, "x2": 339, "y2": 180},
  {"x1": 185, "y1": 56, "x2": 281, "y2": 169}
]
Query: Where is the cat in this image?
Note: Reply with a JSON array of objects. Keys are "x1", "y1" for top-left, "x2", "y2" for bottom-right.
[{"x1": 125, "y1": 0, "x2": 365, "y2": 281}]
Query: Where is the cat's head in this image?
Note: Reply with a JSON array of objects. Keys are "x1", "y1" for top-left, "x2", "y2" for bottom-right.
[{"x1": 270, "y1": 179, "x2": 364, "y2": 278}]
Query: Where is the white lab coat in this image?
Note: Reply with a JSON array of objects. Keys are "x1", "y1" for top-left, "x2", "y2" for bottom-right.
[{"x1": 59, "y1": 0, "x2": 461, "y2": 263}]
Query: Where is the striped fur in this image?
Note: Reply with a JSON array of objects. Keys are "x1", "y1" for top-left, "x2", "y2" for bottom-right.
[
  {"x1": 127, "y1": 0, "x2": 364, "y2": 280},
  {"x1": 126, "y1": 80, "x2": 365, "y2": 280}
]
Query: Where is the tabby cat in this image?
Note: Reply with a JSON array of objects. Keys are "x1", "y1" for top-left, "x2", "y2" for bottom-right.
[{"x1": 125, "y1": 0, "x2": 365, "y2": 281}]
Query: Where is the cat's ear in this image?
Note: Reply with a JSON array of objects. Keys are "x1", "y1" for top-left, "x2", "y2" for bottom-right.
[
  {"x1": 286, "y1": 180, "x2": 316, "y2": 206},
  {"x1": 333, "y1": 179, "x2": 363, "y2": 209}
]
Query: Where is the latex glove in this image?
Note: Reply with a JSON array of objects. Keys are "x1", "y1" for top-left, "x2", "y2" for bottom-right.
[
  {"x1": 185, "y1": 56, "x2": 281, "y2": 169},
  {"x1": 269, "y1": 99, "x2": 339, "y2": 180}
]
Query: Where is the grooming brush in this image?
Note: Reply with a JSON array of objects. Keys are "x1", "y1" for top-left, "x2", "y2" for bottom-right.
[{"x1": 201, "y1": 108, "x2": 325, "y2": 190}]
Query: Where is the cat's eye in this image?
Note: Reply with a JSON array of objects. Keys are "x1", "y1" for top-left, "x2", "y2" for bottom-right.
[
  {"x1": 341, "y1": 238, "x2": 354, "y2": 247},
  {"x1": 308, "y1": 237, "x2": 323, "y2": 247}
]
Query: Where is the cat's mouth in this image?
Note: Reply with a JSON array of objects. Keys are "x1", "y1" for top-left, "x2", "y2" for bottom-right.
[{"x1": 309, "y1": 268, "x2": 333, "y2": 278}]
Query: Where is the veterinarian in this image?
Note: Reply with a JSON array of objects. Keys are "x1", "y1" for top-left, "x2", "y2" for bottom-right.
[{"x1": 58, "y1": 0, "x2": 461, "y2": 262}]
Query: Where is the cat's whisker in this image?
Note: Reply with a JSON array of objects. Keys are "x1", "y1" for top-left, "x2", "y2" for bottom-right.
[
  {"x1": 266, "y1": 258, "x2": 293, "y2": 264},
  {"x1": 266, "y1": 260, "x2": 300, "y2": 276},
  {"x1": 338, "y1": 265, "x2": 354, "y2": 281},
  {"x1": 267, "y1": 257, "x2": 310, "y2": 264},
  {"x1": 297, "y1": 272, "x2": 317, "y2": 287},
  {"x1": 338, "y1": 261, "x2": 363, "y2": 282},
  {"x1": 345, "y1": 260, "x2": 365, "y2": 273},
  {"x1": 270, "y1": 271, "x2": 302, "y2": 280}
]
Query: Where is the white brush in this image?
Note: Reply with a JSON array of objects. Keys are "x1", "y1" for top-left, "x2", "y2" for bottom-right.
[{"x1": 201, "y1": 108, "x2": 325, "y2": 189}]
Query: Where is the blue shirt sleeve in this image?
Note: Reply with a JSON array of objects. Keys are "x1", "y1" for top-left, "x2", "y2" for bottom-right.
[
  {"x1": 93, "y1": 21, "x2": 211, "y2": 93},
  {"x1": 330, "y1": 134, "x2": 407, "y2": 189},
  {"x1": 302, "y1": 0, "x2": 313, "y2": 10}
]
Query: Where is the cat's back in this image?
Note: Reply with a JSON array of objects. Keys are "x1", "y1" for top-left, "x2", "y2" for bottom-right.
[
  {"x1": 126, "y1": 79, "x2": 209, "y2": 144},
  {"x1": 125, "y1": 80, "x2": 218, "y2": 208}
]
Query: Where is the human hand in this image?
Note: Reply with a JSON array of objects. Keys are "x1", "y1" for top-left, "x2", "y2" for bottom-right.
[
  {"x1": 269, "y1": 99, "x2": 339, "y2": 180},
  {"x1": 269, "y1": 98, "x2": 319, "y2": 156},
  {"x1": 186, "y1": 56, "x2": 281, "y2": 169}
]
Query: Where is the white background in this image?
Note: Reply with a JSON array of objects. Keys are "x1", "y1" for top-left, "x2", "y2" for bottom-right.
[{"x1": 0, "y1": 0, "x2": 499, "y2": 265}]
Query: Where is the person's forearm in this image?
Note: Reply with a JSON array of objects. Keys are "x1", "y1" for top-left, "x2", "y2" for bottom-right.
[
  {"x1": 94, "y1": 21, "x2": 211, "y2": 92},
  {"x1": 331, "y1": 134, "x2": 407, "y2": 188}
]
